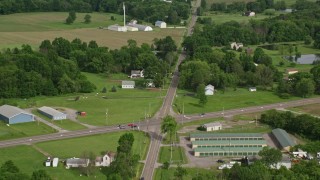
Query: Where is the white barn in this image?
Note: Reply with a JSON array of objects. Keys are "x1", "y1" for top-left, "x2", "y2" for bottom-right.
[
  {"x1": 202, "y1": 122, "x2": 222, "y2": 132},
  {"x1": 155, "y1": 21, "x2": 167, "y2": 28},
  {"x1": 122, "y1": 81, "x2": 135, "y2": 89},
  {"x1": 107, "y1": 24, "x2": 127, "y2": 32},
  {"x1": 38, "y1": 106, "x2": 67, "y2": 120},
  {"x1": 205, "y1": 84, "x2": 214, "y2": 95}
]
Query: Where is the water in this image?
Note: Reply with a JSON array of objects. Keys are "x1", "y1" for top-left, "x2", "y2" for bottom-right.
[{"x1": 288, "y1": 54, "x2": 320, "y2": 64}]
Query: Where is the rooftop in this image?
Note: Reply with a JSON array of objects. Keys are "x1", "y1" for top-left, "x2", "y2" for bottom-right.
[
  {"x1": 190, "y1": 133, "x2": 263, "y2": 139},
  {"x1": 38, "y1": 106, "x2": 66, "y2": 117},
  {"x1": 272, "y1": 128, "x2": 296, "y2": 148},
  {"x1": 192, "y1": 139, "x2": 267, "y2": 146},
  {"x1": 194, "y1": 146, "x2": 264, "y2": 152},
  {"x1": 0, "y1": 105, "x2": 33, "y2": 119},
  {"x1": 203, "y1": 122, "x2": 222, "y2": 127},
  {"x1": 122, "y1": 81, "x2": 135, "y2": 86}
]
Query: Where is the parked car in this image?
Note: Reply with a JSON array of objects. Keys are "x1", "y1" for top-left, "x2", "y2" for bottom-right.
[
  {"x1": 118, "y1": 125, "x2": 125, "y2": 129},
  {"x1": 217, "y1": 159, "x2": 225, "y2": 163}
]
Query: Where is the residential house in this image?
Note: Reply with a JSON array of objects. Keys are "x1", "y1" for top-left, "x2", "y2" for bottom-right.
[
  {"x1": 122, "y1": 81, "x2": 135, "y2": 89},
  {"x1": 205, "y1": 84, "x2": 214, "y2": 95},
  {"x1": 130, "y1": 70, "x2": 144, "y2": 78},
  {"x1": 95, "y1": 152, "x2": 116, "y2": 167},
  {"x1": 230, "y1": 42, "x2": 244, "y2": 50}
]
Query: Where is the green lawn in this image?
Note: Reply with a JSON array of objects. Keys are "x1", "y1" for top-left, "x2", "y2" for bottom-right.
[
  {"x1": 287, "y1": 103, "x2": 320, "y2": 116},
  {"x1": 0, "y1": 12, "x2": 123, "y2": 32},
  {"x1": 154, "y1": 167, "x2": 218, "y2": 180},
  {"x1": 32, "y1": 110, "x2": 87, "y2": 131},
  {"x1": 158, "y1": 146, "x2": 188, "y2": 164},
  {"x1": 0, "y1": 121, "x2": 57, "y2": 140},
  {"x1": 0, "y1": 131, "x2": 150, "y2": 180},
  {"x1": 174, "y1": 88, "x2": 302, "y2": 114},
  {"x1": 218, "y1": 123, "x2": 272, "y2": 133}
]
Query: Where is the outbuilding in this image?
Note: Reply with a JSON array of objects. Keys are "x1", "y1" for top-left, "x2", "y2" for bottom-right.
[
  {"x1": 122, "y1": 81, "x2": 135, "y2": 89},
  {"x1": 66, "y1": 158, "x2": 90, "y2": 168},
  {"x1": 202, "y1": 122, "x2": 222, "y2": 131},
  {"x1": 38, "y1": 106, "x2": 67, "y2": 120},
  {"x1": 272, "y1": 128, "x2": 296, "y2": 151},
  {"x1": 205, "y1": 84, "x2": 214, "y2": 95},
  {"x1": 155, "y1": 21, "x2": 167, "y2": 28},
  {"x1": 0, "y1": 105, "x2": 34, "y2": 124},
  {"x1": 52, "y1": 158, "x2": 59, "y2": 167},
  {"x1": 127, "y1": 22, "x2": 153, "y2": 31},
  {"x1": 107, "y1": 24, "x2": 127, "y2": 32},
  {"x1": 126, "y1": 26, "x2": 138, "y2": 31},
  {"x1": 249, "y1": 87, "x2": 257, "y2": 92}
]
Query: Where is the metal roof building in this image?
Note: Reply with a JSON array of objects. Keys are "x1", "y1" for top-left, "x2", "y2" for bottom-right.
[
  {"x1": 192, "y1": 140, "x2": 267, "y2": 149},
  {"x1": 38, "y1": 106, "x2": 67, "y2": 120},
  {"x1": 272, "y1": 128, "x2": 296, "y2": 151},
  {"x1": 122, "y1": 81, "x2": 135, "y2": 89},
  {"x1": 194, "y1": 147, "x2": 264, "y2": 157},
  {"x1": 0, "y1": 105, "x2": 34, "y2": 124},
  {"x1": 190, "y1": 133, "x2": 264, "y2": 141}
]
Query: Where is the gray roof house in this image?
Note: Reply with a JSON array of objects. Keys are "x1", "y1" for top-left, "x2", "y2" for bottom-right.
[
  {"x1": 122, "y1": 81, "x2": 135, "y2": 89},
  {"x1": 38, "y1": 106, "x2": 67, "y2": 120},
  {"x1": 272, "y1": 128, "x2": 296, "y2": 151},
  {"x1": 0, "y1": 105, "x2": 34, "y2": 124}
]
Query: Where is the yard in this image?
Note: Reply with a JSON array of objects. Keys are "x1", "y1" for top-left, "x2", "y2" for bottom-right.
[
  {"x1": 0, "y1": 12, "x2": 185, "y2": 50},
  {"x1": 0, "y1": 131, "x2": 150, "y2": 179},
  {"x1": 158, "y1": 146, "x2": 188, "y2": 164},
  {"x1": 154, "y1": 167, "x2": 218, "y2": 180},
  {"x1": 174, "y1": 88, "x2": 303, "y2": 115},
  {"x1": 0, "y1": 121, "x2": 56, "y2": 141}
]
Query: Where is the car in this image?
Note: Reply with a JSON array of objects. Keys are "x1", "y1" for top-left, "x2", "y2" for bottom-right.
[
  {"x1": 217, "y1": 159, "x2": 225, "y2": 163},
  {"x1": 128, "y1": 123, "x2": 138, "y2": 128},
  {"x1": 118, "y1": 125, "x2": 126, "y2": 129},
  {"x1": 200, "y1": 113, "x2": 205, "y2": 117}
]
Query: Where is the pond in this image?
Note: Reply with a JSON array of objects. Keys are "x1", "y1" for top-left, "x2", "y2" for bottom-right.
[{"x1": 284, "y1": 54, "x2": 320, "y2": 64}]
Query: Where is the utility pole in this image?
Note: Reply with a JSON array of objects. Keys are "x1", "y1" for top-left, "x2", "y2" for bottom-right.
[
  {"x1": 181, "y1": 102, "x2": 184, "y2": 125},
  {"x1": 255, "y1": 114, "x2": 258, "y2": 127},
  {"x1": 105, "y1": 108, "x2": 108, "y2": 126}
]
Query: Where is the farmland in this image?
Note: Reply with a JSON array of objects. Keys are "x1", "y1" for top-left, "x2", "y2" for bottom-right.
[
  {"x1": 0, "y1": 12, "x2": 185, "y2": 49},
  {"x1": 0, "y1": 131, "x2": 149, "y2": 180}
]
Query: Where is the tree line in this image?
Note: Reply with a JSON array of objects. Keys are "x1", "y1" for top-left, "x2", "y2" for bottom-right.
[
  {"x1": 260, "y1": 110, "x2": 320, "y2": 140},
  {"x1": 0, "y1": 0, "x2": 190, "y2": 24}
]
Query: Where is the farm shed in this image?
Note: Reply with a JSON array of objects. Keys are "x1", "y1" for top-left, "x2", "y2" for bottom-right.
[
  {"x1": 38, "y1": 106, "x2": 67, "y2": 120},
  {"x1": 127, "y1": 23, "x2": 153, "y2": 31},
  {"x1": 66, "y1": 158, "x2": 90, "y2": 168},
  {"x1": 202, "y1": 122, "x2": 221, "y2": 131},
  {"x1": 155, "y1": 21, "x2": 167, "y2": 28},
  {"x1": 0, "y1": 105, "x2": 34, "y2": 124},
  {"x1": 122, "y1": 81, "x2": 135, "y2": 89},
  {"x1": 205, "y1": 84, "x2": 214, "y2": 95},
  {"x1": 272, "y1": 128, "x2": 296, "y2": 151},
  {"x1": 107, "y1": 24, "x2": 127, "y2": 32},
  {"x1": 190, "y1": 133, "x2": 264, "y2": 141}
]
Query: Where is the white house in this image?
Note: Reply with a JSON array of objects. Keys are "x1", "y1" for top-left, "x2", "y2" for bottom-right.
[
  {"x1": 122, "y1": 81, "x2": 135, "y2": 89},
  {"x1": 230, "y1": 42, "x2": 244, "y2": 50},
  {"x1": 95, "y1": 152, "x2": 115, "y2": 167},
  {"x1": 249, "y1": 87, "x2": 257, "y2": 92},
  {"x1": 205, "y1": 84, "x2": 214, "y2": 95},
  {"x1": 130, "y1": 70, "x2": 144, "y2": 78},
  {"x1": 107, "y1": 24, "x2": 127, "y2": 32},
  {"x1": 202, "y1": 122, "x2": 222, "y2": 131},
  {"x1": 65, "y1": 158, "x2": 90, "y2": 168},
  {"x1": 155, "y1": 21, "x2": 167, "y2": 28}
]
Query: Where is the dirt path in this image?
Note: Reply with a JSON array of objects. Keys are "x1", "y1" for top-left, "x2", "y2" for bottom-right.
[{"x1": 32, "y1": 144, "x2": 51, "y2": 157}]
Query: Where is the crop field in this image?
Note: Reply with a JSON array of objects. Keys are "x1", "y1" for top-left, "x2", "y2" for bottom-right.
[
  {"x1": 174, "y1": 88, "x2": 304, "y2": 114},
  {"x1": 0, "y1": 131, "x2": 149, "y2": 180},
  {"x1": 0, "y1": 12, "x2": 185, "y2": 50},
  {"x1": 0, "y1": 121, "x2": 56, "y2": 141}
]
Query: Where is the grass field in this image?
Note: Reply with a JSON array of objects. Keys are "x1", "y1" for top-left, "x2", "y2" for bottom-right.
[
  {"x1": 0, "y1": 12, "x2": 185, "y2": 50},
  {"x1": 201, "y1": 12, "x2": 278, "y2": 24},
  {"x1": 206, "y1": 0, "x2": 316, "y2": 7},
  {"x1": 0, "y1": 121, "x2": 56, "y2": 141},
  {"x1": 32, "y1": 110, "x2": 87, "y2": 131},
  {"x1": 174, "y1": 88, "x2": 303, "y2": 114},
  {"x1": 0, "y1": 131, "x2": 149, "y2": 179},
  {"x1": 158, "y1": 146, "x2": 188, "y2": 164},
  {"x1": 288, "y1": 103, "x2": 320, "y2": 116},
  {"x1": 12, "y1": 73, "x2": 164, "y2": 126},
  {"x1": 154, "y1": 167, "x2": 218, "y2": 180},
  {"x1": 218, "y1": 123, "x2": 272, "y2": 133}
]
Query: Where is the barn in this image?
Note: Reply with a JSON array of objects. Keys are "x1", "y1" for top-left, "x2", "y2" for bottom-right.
[
  {"x1": 155, "y1": 21, "x2": 167, "y2": 28},
  {"x1": 0, "y1": 105, "x2": 34, "y2": 124},
  {"x1": 38, "y1": 106, "x2": 67, "y2": 120}
]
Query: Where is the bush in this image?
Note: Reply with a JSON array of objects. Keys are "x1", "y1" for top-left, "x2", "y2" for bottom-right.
[
  {"x1": 197, "y1": 126, "x2": 206, "y2": 131},
  {"x1": 102, "y1": 87, "x2": 107, "y2": 93},
  {"x1": 279, "y1": 93, "x2": 290, "y2": 99},
  {"x1": 111, "y1": 86, "x2": 117, "y2": 92},
  {"x1": 162, "y1": 161, "x2": 170, "y2": 169}
]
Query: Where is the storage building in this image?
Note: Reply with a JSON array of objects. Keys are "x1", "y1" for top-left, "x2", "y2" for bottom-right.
[
  {"x1": 127, "y1": 23, "x2": 153, "y2": 31},
  {"x1": 190, "y1": 133, "x2": 264, "y2": 141},
  {"x1": 205, "y1": 84, "x2": 214, "y2": 95},
  {"x1": 194, "y1": 147, "x2": 264, "y2": 157},
  {"x1": 272, "y1": 128, "x2": 296, "y2": 151},
  {"x1": 38, "y1": 106, "x2": 67, "y2": 120},
  {"x1": 192, "y1": 139, "x2": 267, "y2": 149},
  {"x1": 66, "y1": 158, "x2": 90, "y2": 168},
  {"x1": 107, "y1": 25, "x2": 127, "y2": 32},
  {"x1": 202, "y1": 122, "x2": 221, "y2": 131},
  {"x1": 0, "y1": 105, "x2": 34, "y2": 124},
  {"x1": 122, "y1": 81, "x2": 135, "y2": 89},
  {"x1": 155, "y1": 21, "x2": 167, "y2": 28}
]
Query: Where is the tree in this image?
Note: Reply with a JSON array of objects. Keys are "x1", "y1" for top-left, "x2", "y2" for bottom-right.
[
  {"x1": 295, "y1": 78, "x2": 315, "y2": 97},
  {"x1": 102, "y1": 87, "x2": 107, "y2": 93},
  {"x1": 65, "y1": 15, "x2": 74, "y2": 24},
  {"x1": 174, "y1": 164, "x2": 187, "y2": 180},
  {"x1": 161, "y1": 115, "x2": 177, "y2": 143},
  {"x1": 314, "y1": 33, "x2": 320, "y2": 49},
  {"x1": 84, "y1": 14, "x2": 91, "y2": 23},
  {"x1": 111, "y1": 85, "x2": 117, "y2": 92},
  {"x1": 304, "y1": 35, "x2": 312, "y2": 45},
  {"x1": 66, "y1": 11, "x2": 76, "y2": 24},
  {"x1": 0, "y1": 160, "x2": 19, "y2": 173},
  {"x1": 258, "y1": 146, "x2": 282, "y2": 168},
  {"x1": 197, "y1": 84, "x2": 207, "y2": 106},
  {"x1": 31, "y1": 170, "x2": 52, "y2": 180}
]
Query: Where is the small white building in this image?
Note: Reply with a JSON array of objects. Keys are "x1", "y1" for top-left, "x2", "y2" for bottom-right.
[
  {"x1": 95, "y1": 152, "x2": 115, "y2": 167},
  {"x1": 202, "y1": 122, "x2": 222, "y2": 131},
  {"x1": 130, "y1": 70, "x2": 144, "y2": 78},
  {"x1": 287, "y1": 69, "x2": 298, "y2": 75},
  {"x1": 107, "y1": 24, "x2": 127, "y2": 32},
  {"x1": 205, "y1": 84, "x2": 214, "y2": 95},
  {"x1": 230, "y1": 42, "x2": 244, "y2": 50},
  {"x1": 249, "y1": 87, "x2": 257, "y2": 92},
  {"x1": 244, "y1": 11, "x2": 255, "y2": 16},
  {"x1": 122, "y1": 81, "x2": 135, "y2": 89},
  {"x1": 52, "y1": 158, "x2": 59, "y2": 167},
  {"x1": 45, "y1": 158, "x2": 51, "y2": 167},
  {"x1": 155, "y1": 21, "x2": 167, "y2": 28}
]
